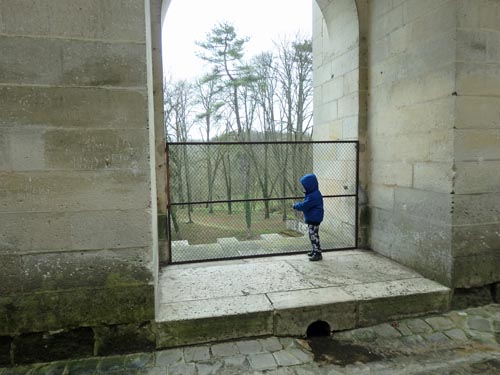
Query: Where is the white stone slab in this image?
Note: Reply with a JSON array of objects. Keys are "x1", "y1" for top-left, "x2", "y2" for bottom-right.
[{"x1": 157, "y1": 294, "x2": 273, "y2": 322}]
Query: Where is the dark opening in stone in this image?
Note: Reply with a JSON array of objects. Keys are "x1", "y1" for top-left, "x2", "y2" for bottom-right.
[{"x1": 306, "y1": 320, "x2": 331, "y2": 337}]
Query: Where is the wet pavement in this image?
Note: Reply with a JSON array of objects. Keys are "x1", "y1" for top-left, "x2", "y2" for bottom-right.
[{"x1": 2, "y1": 304, "x2": 499, "y2": 374}]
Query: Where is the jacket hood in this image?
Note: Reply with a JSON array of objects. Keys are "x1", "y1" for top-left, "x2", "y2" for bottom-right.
[{"x1": 300, "y1": 174, "x2": 319, "y2": 194}]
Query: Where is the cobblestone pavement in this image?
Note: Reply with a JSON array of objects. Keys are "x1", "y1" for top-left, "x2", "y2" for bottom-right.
[{"x1": 2, "y1": 304, "x2": 499, "y2": 374}]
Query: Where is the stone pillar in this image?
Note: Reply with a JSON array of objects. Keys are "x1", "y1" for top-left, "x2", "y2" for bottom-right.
[
  {"x1": 451, "y1": 0, "x2": 500, "y2": 287},
  {"x1": 0, "y1": 0, "x2": 156, "y2": 345}
]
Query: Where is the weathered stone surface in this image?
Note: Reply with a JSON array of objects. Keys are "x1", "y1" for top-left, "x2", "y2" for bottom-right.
[
  {"x1": 269, "y1": 287, "x2": 357, "y2": 335},
  {"x1": 0, "y1": 171, "x2": 150, "y2": 213},
  {"x1": 44, "y1": 128, "x2": 149, "y2": 170},
  {"x1": 425, "y1": 317, "x2": 455, "y2": 331},
  {"x1": 453, "y1": 253, "x2": 500, "y2": 288},
  {"x1": 247, "y1": 353, "x2": 277, "y2": 371},
  {"x1": 369, "y1": 208, "x2": 453, "y2": 286},
  {"x1": 0, "y1": 337, "x2": 11, "y2": 366},
  {"x1": 235, "y1": 340, "x2": 262, "y2": 355},
  {"x1": 0, "y1": 86, "x2": 147, "y2": 130},
  {"x1": 444, "y1": 329, "x2": 468, "y2": 342},
  {"x1": 183, "y1": 346, "x2": 210, "y2": 363},
  {"x1": 451, "y1": 286, "x2": 494, "y2": 310},
  {"x1": 404, "y1": 319, "x2": 434, "y2": 335},
  {"x1": 154, "y1": 348, "x2": 183, "y2": 367},
  {"x1": 12, "y1": 328, "x2": 93, "y2": 364},
  {"x1": 0, "y1": 0, "x2": 146, "y2": 42},
  {"x1": 155, "y1": 310, "x2": 273, "y2": 348},
  {"x1": 0, "y1": 284, "x2": 154, "y2": 335},
  {"x1": 94, "y1": 323, "x2": 155, "y2": 356},
  {"x1": 0, "y1": 36, "x2": 146, "y2": 87},
  {"x1": 372, "y1": 323, "x2": 401, "y2": 339},
  {"x1": 20, "y1": 248, "x2": 152, "y2": 293},
  {"x1": 346, "y1": 279, "x2": 451, "y2": 326},
  {"x1": 467, "y1": 317, "x2": 492, "y2": 332},
  {"x1": 0, "y1": 255, "x2": 23, "y2": 295},
  {"x1": 210, "y1": 343, "x2": 239, "y2": 358}
]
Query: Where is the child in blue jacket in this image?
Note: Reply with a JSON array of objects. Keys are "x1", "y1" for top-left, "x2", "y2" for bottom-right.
[{"x1": 292, "y1": 174, "x2": 324, "y2": 261}]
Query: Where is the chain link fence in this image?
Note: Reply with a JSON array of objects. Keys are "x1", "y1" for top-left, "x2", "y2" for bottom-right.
[{"x1": 166, "y1": 141, "x2": 358, "y2": 263}]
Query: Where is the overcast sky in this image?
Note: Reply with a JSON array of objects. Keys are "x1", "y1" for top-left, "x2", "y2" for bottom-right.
[{"x1": 162, "y1": 0, "x2": 312, "y2": 80}]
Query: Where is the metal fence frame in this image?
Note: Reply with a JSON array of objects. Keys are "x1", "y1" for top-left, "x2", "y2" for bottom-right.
[{"x1": 165, "y1": 140, "x2": 359, "y2": 264}]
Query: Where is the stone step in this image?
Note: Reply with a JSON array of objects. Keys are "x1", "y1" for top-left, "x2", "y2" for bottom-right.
[{"x1": 156, "y1": 250, "x2": 451, "y2": 348}]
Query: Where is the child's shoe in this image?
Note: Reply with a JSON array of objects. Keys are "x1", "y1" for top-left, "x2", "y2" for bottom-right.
[{"x1": 308, "y1": 252, "x2": 322, "y2": 261}]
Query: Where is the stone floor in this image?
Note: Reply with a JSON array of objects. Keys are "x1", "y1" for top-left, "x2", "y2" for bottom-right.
[
  {"x1": 3, "y1": 304, "x2": 499, "y2": 374},
  {"x1": 156, "y1": 250, "x2": 450, "y2": 347}
]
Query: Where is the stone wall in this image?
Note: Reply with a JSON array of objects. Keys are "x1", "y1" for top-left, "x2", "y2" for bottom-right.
[
  {"x1": 451, "y1": 0, "x2": 500, "y2": 287},
  {"x1": 366, "y1": 0, "x2": 456, "y2": 286},
  {"x1": 0, "y1": 0, "x2": 159, "y2": 348},
  {"x1": 315, "y1": 0, "x2": 499, "y2": 288},
  {"x1": 313, "y1": 0, "x2": 367, "y2": 244}
]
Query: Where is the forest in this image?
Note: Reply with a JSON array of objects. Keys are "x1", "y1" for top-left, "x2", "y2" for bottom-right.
[{"x1": 164, "y1": 22, "x2": 319, "y2": 244}]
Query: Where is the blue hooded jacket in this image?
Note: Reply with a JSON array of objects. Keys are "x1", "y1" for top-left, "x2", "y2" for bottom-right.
[{"x1": 293, "y1": 174, "x2": 324, "y2": 224}]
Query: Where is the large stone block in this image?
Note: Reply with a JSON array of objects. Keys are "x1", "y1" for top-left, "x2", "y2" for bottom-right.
[
  {"x1": 407, "y1": 1, "x2": 456, "y2": 45},
  {"x1": 394, "y1": 187, "x2": 451, "y2": 225},
  {"x1": 268, "y1": 287, "x2": 357, "y2": 336},
  {"x1": 61, "y1": 39, "x2": 147, "y2": 87},
  {"x1": 0, "y1": 85, "x2": 147, "y2": 129},
  {"x1": 453, "y1": 252, "x2": 500, "y2": 288},
  {"x1": 43, "y1": 129, "x2": 149, "y2": 170},
  {"x1": 370, "y1": 207, "x2": 453, "y2": 286},
  {"x1": 0, "y1": 0, "x2": 145, "y2": 42},
  {"x1": 0, "y1": 170, "x2": 150, "y2": 213},
  {"x1": 0, "y1": 284, "x2": 154, "y2": 335},
  {"x1": 345, "y1": 279, "x2": 451, "y2": 326},
  {"x1": 456, "y1": 29, "x2": 488, "y2": 62},
  {"x1": 368, "y1": 184, "x2": 394, "y2": 211},
  {"x1": 94, "y1": 323, "x2": 155, "y2": 356},
  {"x1": 20, "y1": 247, "x2": 153, "y2": 293},
  {"x1": 413, "y1": 162, "x2": 454, "y2": 194},
  {"x1": 322, "y1": 76, "x2": 344, "y2": 102},
  {"x1": 0, "y1": 36, "x2": 146, "y2": 87},
  {"x1": 371, "y1": 96, "x2": 454, "y2": 136},
  {"x1": 0, "y1": 212, "x2": 72, "y2": 253},
  {"x1": 372, "y1": 5, "x2": 403, "y2": 42},
  {"x1": 455, "y1": 95, "x2": 500, "y2": 130},
  {"x1": 480, "y1": 0, "x2": 500, "y2": 31},
  {"x1": 453, "y1": 192, "x2": 500, "y2": 226},
  {"x1": 454, "y1": 129, "x2": 500, "y2": 161},
  {"x1": 452, "y1": 223, "x2": 500, "y2": 257},
  {"x1": 155, "y1": 311, "x2": 273, "y2": 349},
  {"x1": 454, "y1": 161, "x2": 500, "y2": 194},
  {"x1": 390, "y1": 65, "x2": 455, "y2": 108},
  {"x1": 12, "y1": 328, "x2": 94, "y2": 365},
  {"x1": 370, "y1": 130, "x2": 453, "y2": 163},
  {"x1": 0, "y1": 36, "x2": 62, "y2": 85},
  {"x1": 0, "y1": 255, "x2": 23, "y2": 294},
  {"x1": 369, "y1": 161, "x2": 413, "y2": 187},
  {"x1": 69, "y1": 209, "x2": 151, "y2": 250},
  {"x1": 457, "y1": 62, "x2": 500, "y2": 96},
  {"x1": 402, "y1": 0, "x2": 450, "y2": 24}
]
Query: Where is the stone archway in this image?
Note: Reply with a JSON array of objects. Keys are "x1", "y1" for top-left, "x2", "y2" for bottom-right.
[{"x1": 313, "y1": 0, "x2": 369, "y2": 246}]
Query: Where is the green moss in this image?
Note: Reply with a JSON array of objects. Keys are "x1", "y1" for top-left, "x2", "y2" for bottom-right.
[{"x1": 0, "y1": 285, "x2": 154, "y2": 336}]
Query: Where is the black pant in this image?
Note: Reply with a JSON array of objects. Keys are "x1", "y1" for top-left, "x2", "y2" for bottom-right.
[{"x1": 307, "y1": 224, "x2": 321, "y2": 253}]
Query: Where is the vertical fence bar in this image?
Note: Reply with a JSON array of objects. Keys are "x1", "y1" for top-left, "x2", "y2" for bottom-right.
[
  {"x1": 355, "y1": 141, "x2": 360, "y2": 249},
  {"x1": 165, "y1": 142, "x2": 172, "y2": 264}
]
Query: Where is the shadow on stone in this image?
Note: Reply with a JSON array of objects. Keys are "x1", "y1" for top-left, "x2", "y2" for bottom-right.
[{"x1": 307, "y1": 336, "x2": 383, "y2": 366}]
